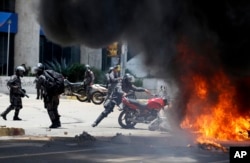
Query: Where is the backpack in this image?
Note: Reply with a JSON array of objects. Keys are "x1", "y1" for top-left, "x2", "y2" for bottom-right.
[{"x1": 44, "y1": 70, "x2": 64, "y2": 95}]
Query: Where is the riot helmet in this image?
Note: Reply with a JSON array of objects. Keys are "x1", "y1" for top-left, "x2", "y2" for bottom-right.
[
  {"x1": 85, "y1": 64, "x2": 90, "y2": 70},
  {"x1": 123, "y1": 73, "x2": 135, "y2": 84},
  {"x1": 35, "y1": 63, "x2": 45, "y2": 75},
  {"x1": 108, "y1": 67, "x2": 113, "y2": 73},
  {"x1": 16, "y1": 66, "x2": 25, "y2": 77}
]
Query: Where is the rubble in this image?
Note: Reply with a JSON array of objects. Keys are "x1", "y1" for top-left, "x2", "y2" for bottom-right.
[{"x1": 74, "y1": 131, "x2": 96, "y2": 145}]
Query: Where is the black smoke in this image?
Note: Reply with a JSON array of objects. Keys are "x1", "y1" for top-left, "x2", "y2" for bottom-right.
[{"x1": 36, "y1": 0, "x2": 250, "y2": 123}]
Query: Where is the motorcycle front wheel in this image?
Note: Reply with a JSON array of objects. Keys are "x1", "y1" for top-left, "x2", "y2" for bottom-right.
[
  {"x1": 118, "y1": 110, "x2": 137, "y2": 129},
  {"x1": 91, "y1": 91, "x2": 105, "y2": 105},
  {"x1": 76, "y1": 89, "x2": 88, "y2": 102}
]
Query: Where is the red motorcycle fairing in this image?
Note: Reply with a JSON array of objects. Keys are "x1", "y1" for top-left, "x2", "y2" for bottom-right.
[
  {"x1": 147, "y1": 98, "x2": 165, "y2": 110},
  {"x1": 122, "y1": 97, "x2": 147, "y2": 110}
]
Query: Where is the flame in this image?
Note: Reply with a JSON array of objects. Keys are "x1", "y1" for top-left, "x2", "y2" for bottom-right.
[{"x1": 177, "y1": 39, "x2": 250, "y2": 142}]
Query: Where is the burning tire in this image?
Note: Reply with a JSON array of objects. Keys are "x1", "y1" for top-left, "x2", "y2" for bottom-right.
[
  {"x1": 91, "y1": 91, "x2": 105, "y2": 105},
  {"x1": 118, "y1": 110, "x2": 137, "y2": 129},
  {"x1": 76, "y1": 89, "x2": 88, "y2": 102}
]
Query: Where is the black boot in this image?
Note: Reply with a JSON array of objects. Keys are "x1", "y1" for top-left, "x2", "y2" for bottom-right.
[
  {"x1": 48, "y1": 110, "x2": 61, "y2": 128},
  {"x1": 1, "y1": 106, "x2": 12, "y2": 120},
  {"x1": 13, "y1": 110, "x2": 22, "y2": 121},
  {"x1": 91, "y1": 113, "x2": 106, "y2": 127}
]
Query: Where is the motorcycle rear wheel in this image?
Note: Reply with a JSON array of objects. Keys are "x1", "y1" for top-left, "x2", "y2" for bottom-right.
[
  {"x1": 118, "y1": 110, "x2": 137, "y2": 129},
  {"x1": 76, "y1": 89, "x2": 88, "y2": 102},
  {"x1": 91, "y1": 91, "x2": 105, "y2": 105}
]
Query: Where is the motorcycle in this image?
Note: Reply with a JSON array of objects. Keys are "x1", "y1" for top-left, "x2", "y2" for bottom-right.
[
  {"x1": 64, "y1": 79, "x2": 87, "y2": 102},
  {"x1": 118, "y1": 95, "x2": 168, "y2": 129},
  {"x1": 90, "y1": 84, "x2": 108, "y2": 105},
  {"x1": 64, "y1": 79, "x2": 108, "y2": 104}
]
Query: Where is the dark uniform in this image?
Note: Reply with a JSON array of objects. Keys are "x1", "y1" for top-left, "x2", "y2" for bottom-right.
[
  {"x1": 121, "y1": 73, "x2": 149, "y2": 99},
  {"x1": 35, "y1": 63, "x2": 61, "y2": 128},
  {"x1": 84, "y1": 65, "x2": 95, "y2": 102},
  {"x1": 1, "y1": 66, "x2": 26, "y2": 120},
  {"x1": 92, "y1": 82, "x2": 125, "y2": 127},
  {"x1": 34, "y1": 75, "x2": 44, "y2": 100},
  {"x1": 106, "y1": 66, "x2": 121, "y2": 99}
]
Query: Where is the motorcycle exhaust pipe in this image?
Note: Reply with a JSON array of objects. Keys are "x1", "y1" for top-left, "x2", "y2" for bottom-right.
[{"x1": 72, "y1": 92, "x2": 85, "y2": 97}]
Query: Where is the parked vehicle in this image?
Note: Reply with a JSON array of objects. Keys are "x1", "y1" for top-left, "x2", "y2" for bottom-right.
[
  {"x1": 64, "y1": 78, "x2": 108, "y2": 104},
  {"x1": 118, "y1": 95, "x2": 168, "y2": 129},
  {"x1": 64, "y1": 79, "x2": 87, "y2": 102},
  {"x1": 91, "y1": 84, "x2": 108, "y2": 105}
]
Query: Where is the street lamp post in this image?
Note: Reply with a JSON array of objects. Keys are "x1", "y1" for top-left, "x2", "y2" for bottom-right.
[
  {"x1": 120, "y1": 43, "x2": 127, "y2": 76},
  {"x1": 6, "y1": 20, "x2": 11, "y2": 76}
]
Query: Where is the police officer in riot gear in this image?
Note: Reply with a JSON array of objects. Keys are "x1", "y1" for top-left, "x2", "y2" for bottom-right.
[
  {"x1": 1, "y1": 66, "x2": 26, "y2": 120},
  {"x1": 84, "y1": 64, "x2": 95, "y2": 102},
  {"x1": 35, "y1": 63, "x2": 62, "y2": 128},
  {"x1": 91, "y1": 72, "x2": 151, "y2": 127},
  {"x1": 122, "y1": 73, "x2": 151, "y2": 97},
  {"x1": 91, "y1": 82, "x2": 125, "y2": 127}
]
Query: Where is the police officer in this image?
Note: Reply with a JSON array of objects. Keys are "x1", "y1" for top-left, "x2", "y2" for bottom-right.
[
  {"x1": 1, "y1": 66, "x2": 26, "y2": 120},
  {"x1": 84, "y1": 64, "x2": 95, "y2": 102},
  {"x1": 91, "y1": 81, "x2": 125, "y2": 127},
  {"x1": 35, "y1": 63, "x2": 61, "y2": 128},
  {"x1": 122, "y1": 73, "x2": 151, "y2": 98},
  {"x1": 105, "y1": 66, "x2": 113, "y2": 88}
]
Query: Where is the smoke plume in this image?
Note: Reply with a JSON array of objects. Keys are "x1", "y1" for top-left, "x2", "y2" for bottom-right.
[{"x1": 36, "y1": 0, "x2": 250, "y2": 124}]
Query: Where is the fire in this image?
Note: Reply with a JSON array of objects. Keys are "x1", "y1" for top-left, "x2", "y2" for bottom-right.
[{"x1": 177, "y1": 39, "x2": 250, "y2": 142}]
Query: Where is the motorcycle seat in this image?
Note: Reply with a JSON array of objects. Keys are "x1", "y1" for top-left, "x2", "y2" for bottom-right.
[{"x1": 127, "y1": 98, "x2": 147, "y2": 109}]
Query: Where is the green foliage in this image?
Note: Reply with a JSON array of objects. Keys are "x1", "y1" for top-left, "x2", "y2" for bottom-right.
[
  {"x1": 67, "y1": 63, "x2": 85, "y2": 82},
  {"x1": 45, "y1": 58, "x2": 71, "y2": 77},
  {"x1": 133, "y1": 78, "x2": 143, "y2": 87},
  {"x1": 91, "y1": 67, "x2": 106, "y2": 84},
  {"x1": 45, "y1": 59, "x2": 105, "y2": 83}
]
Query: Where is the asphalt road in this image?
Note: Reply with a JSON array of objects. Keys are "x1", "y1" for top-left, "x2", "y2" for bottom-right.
[{"x1": 0, "y1": 93, "x2": 229, "y2": 162}]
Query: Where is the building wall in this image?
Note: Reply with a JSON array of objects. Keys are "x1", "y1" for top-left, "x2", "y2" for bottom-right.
[
  {"x1": 80, "y1": 45, "x2": 102, "y2": 69},
  {"x1": 14, "y1": 0, "x2": 40, "y2": 70}
]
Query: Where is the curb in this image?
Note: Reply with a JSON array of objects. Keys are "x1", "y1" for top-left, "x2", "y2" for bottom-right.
[
  {"x1": 0, "y1": 126, "x2": 25, "y2": 136},
  {"x1": 60, "y1": 95, "x2": 77, "y2": 100}
]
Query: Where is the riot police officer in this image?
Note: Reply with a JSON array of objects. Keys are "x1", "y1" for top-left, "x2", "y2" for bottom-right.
[
  {"x1": 1, "y1": 66, "x2": 26, "y2": 120},
  {"x1": 91, "y1": 82, "x2": 125, "y2": 127},
  {"x1": 122, "y1": 73, "x2": 151, "y2": 98},
  {"x1": 84, "y1": 64, "x2": 95, "y2": 102},
  {"x1": 35, "y1": 63, "x2": 62, "y2": 128}
]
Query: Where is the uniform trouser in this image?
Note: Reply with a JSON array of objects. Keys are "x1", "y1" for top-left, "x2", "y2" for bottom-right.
[
  {"x1": 37, "y1": 87, "x2": 44, "y2": 99},
  {"x1": 1, "y1": 94, "x2": 22, "y2": 118},
  {"x1": 45, "y1": 95, "x2": 60, "y2": 125},
  {"x1": 1, "y1": 105, "x2": 22, "y2": 118},
  {"x1": 86, "y1": 85, "x2": 92, "y2": 101},
  {"x1": 93, "y1": 99, "x2": 115, "y2": 126}
]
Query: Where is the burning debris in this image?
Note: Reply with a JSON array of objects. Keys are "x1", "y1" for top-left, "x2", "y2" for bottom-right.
[{"x1": 197, "y1": 139, "x2": 228, "y2": 153}]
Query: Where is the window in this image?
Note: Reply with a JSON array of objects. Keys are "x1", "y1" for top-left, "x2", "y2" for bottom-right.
[
  {"x1": 39, "y1": 36, "x2": 80, "y2": 66},
  {"x1": 0, "y1": 0, "x2": 15, "y2": 12}
]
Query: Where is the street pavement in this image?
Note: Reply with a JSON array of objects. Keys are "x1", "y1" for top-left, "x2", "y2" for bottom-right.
[{"x1": 0, "y1": 93, "x2": 229, "y2": 162}]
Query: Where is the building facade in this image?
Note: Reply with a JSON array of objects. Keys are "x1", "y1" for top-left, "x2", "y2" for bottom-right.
[{"x1": 0, "y1": 0, "x2": 105, "y2": 76}]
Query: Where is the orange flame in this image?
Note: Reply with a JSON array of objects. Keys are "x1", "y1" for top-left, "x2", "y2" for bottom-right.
[{"x1": 178, "y1": 39, "x2": 250, "y2": 142}]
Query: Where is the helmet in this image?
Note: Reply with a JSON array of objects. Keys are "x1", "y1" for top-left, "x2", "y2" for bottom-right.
[
  {"x1": 123, "y1": 73, "x2": 135, "y2": 83},
  {"x1": 108, "y1": 67, "x2": 113, "y2": 73},
  {"x1": 85, "y1": 64, "x2": 90, "y2": 70},
  {"x1": 16, "y1": 66, "x2": 25, "y2": 77},
  {"x1": 37, "y1": 63, "x2": 44, "y2": 70},
  {"x1": 16, "y1": 66, "x2": 25, "y2": 72},
  {"x1": 35, "y1": 63, "x2": 44, "y2": 75}
]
